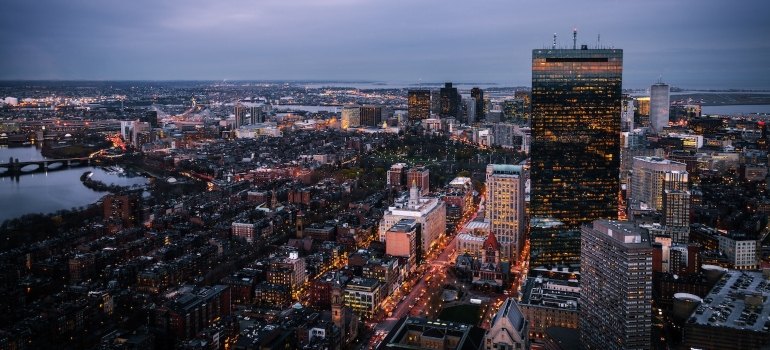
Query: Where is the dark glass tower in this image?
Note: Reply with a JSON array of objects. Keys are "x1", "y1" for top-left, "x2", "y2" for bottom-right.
[
  {"x1": 470, "y1": 87, "x2": 484, "y2": 122},
  {"x1": 407, "y1": 89, "x2": 431, "y2": 122},
  {"x1": 528, "y1": 47, "x2": 623, "y2": 269},
  {"x1": 439, "y1": 82, "x2": 460, "y2": 119}
]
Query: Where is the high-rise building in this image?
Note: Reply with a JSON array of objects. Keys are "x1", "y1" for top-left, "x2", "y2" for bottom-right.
[
  {"x1": 629, "y1": 156, "x2": 688, "y2": 212},
  {"x1": 471, "y1": 87, "x2": 484, "y2": 122},
  {"x1": 440, "y1": 82, "x2": 461, "y2": 119},
  {"x1": 430, "y1": 90, "x2": 441, "y2": 115},
  {"x1": 461, "y1": 97, "x2": 476, "y2": 124},
  {"x1": 103, "y1": 193, "x2": 140, "y2": 228},
  {"x1": 529, "y1": 47, "x2": 623, "y2": 269},
  {"x1": 635, "y1": 96, "x2": 650, "y2": 128},
  {"x1": 486, "y1": 164, "x2": 527, "y2": 265},
  {"x1": 341, "y1": 106, "x2": 361, "y2": 130},
  {"x1": 580, "y1": 220, "x2": 652, "y2": 350},
  {"x1": 621, "y1": 94, "x2": 635, "y2": 132},
  {"x1": 234, "y1": 102, "x2": 263, "y2": 128},
  {"x1": 359, "y1": 105, "x2": 382, "y2": 127},
  {"x1": 515, "y1": 91, "x2": 531, "y2": 126},
  {"x1": 387, "y1": 163, "x2": 408, "y2": 190},
  {"x1": 407, "y1": 90, "x2": 431, "y2": 122},
  {"x1": 650, "y1": 82, "x2": 670, "y2": 134},
  {"x1": 662, "y1": 189, "x2": 691, "y2": 243}
]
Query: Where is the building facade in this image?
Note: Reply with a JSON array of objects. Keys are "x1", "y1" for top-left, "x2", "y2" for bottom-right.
[
  {"x1": 486, "y1": 164, "x2": 526, "y2": 264},
  {"x1": 580, "y1": 220, "x2": 652, "y2": 350},
  {"x1": 650, "y1": 82, "x2": 670, "y2": 134},
  {"x1": 630, "y1": 156, "x2": 688, "y2": 212},
  {"x1": 529, "y1": 48, "x2": 623, "y2": 269},
  {"x1": 407, "y1": 90, "x2": 431, "y2": 122}
]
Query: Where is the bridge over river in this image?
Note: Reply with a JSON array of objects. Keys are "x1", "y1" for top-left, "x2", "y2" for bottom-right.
[{"x1": 0, "y1": 157, "x2": 92, "y2": 176}]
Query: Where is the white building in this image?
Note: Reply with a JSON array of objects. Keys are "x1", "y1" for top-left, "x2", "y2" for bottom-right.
[
  {"x1": 650, "y1": 82, "x2": 670, "y2": 134},
  {"x1": 380, "y1": 182, "x2": 446, "y2": 259},
  {"x1": 718, "y1": 234, "x2": 760, "y2": 270},
  {"x1": 486, "y1": 164, "x2": 527, "y2": 263},
  {"x1": 630, "y1": 156, "x2": 688, "y2": 211}
]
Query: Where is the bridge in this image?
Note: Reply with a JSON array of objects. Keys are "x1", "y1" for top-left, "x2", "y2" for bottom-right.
[{"x1": 0, "y1": 157, "x2": 92, "y2": 176}]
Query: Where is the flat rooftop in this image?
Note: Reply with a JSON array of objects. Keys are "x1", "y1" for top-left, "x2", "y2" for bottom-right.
[{"x1": 689, "y1": 270, "x2": 770, "y2": 332}]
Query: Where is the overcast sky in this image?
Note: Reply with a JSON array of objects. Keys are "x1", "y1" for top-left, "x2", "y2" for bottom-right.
[{"x1": 1, "y1": 0, "x2": 768, "y2": 89}]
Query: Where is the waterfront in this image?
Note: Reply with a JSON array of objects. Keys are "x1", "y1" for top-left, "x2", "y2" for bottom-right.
[
  {"x1": 0, "y1": 145, "x2": 148, "y2": 223},
  {"x1": 701, "y1": 104, "x2": 770, "y2": 116}
]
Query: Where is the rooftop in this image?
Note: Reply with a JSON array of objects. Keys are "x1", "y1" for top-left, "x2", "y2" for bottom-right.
[{"x1": 689, "y1": 270, "x2": 770, "y2": 332}]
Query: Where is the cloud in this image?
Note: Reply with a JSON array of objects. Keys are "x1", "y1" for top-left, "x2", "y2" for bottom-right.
[{"x1": 0, "y1": 0, "x2": 768, "y2": 89}]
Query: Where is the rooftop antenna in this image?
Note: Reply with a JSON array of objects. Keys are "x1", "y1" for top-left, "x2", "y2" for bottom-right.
[
  {"x1": 573, "y1": 28, "x2": 577, "y2": 50},
  {"x1": 598, "y1": 33, "x2": 601, "y2": 48},
  {"x1": 552, "y1": 33, "x2": 557, "y2": 49}
]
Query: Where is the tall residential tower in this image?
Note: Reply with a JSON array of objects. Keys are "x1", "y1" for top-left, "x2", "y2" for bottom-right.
[{"x1": 529, "y1": 47, "x2": 623, "y2": 269}]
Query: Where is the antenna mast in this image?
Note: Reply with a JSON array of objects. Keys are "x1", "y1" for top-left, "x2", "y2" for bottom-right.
[
  {"x1": 553, "y1": 33, "x2": 557, "y2": 49},
  {"x1": 573, "y1": 28, "x2": 577, "y2": 50}
]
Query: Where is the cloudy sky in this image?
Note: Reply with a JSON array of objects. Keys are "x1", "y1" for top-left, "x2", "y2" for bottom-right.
[{"x1": 0, "y1": 0, "x2": 768, "y2": 89}]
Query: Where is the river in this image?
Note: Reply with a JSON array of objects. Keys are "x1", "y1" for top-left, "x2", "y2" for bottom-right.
[{"x1": 0, "y1": 145, "x2": 148, "y2": 223}]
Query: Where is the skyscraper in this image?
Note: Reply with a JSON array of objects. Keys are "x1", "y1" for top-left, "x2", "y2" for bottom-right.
[
  {"x1": 359, "y1": 105, "x2": 382, "y2": 127},
  {"x1": 529, "y1": 47, "x2": 623, "y2": 269},
  {"x1": 439, "y1": 82, "x2": 461, "y2": 119},
  {"x1": 407, "y1": 89, "x2": 431, "y2": 122},
  {"x1": 650, "y1": 82, "x2": 670, "y2": 134},
  {"x1": 471, "y1": 87, "x2": 484, "y2": 122},
  {"x1": 486, "y1": 164, "x2": 527, "y2": 265},
  {"x1": 580, "y1": 220, "x2": 652, "y2": 350},
  {"x1": 629, "y1": 156, "x2": 688, "y2": 212}
]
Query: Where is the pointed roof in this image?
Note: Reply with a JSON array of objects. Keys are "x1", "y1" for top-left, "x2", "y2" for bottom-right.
[{"x1": 484, "y1": 231, "x2": 500, "y2": 251}]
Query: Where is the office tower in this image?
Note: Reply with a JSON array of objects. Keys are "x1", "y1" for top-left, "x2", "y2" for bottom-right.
[
  {"x1": 486, "y1": 164, "x2": 527, "y2": 264},
  {"x1": 662, "y1": 189, "x2": 691, "y2": 243},
  {"x1": 359, "y1": 105, "x2": 382, "y2": 127},
  {"x1": 440, "y1": 82, "x2": 461, "y2": 119},
  {"x1": 503, "y1": 99, "x2": 526, "y2": 124},
  {"x1": 407, "y1": 90, "x2": 431, "y2": 122},
  {"x1": 484, "y1": 298, "x2": 530, "y2": 350},
  {"x1": 341, "y1": 106, "x2": 361, "y2": 130},
  {"x1": 461, "y1": 97, "x2": 476, "y2": 124},
  {"x1": 515, "y1": 91, "x2": 531, "y2": 126},
  {"x1": 529, "y1": 47, "x2": 623, "y2": 269},
  {"x1": 635, "y1": 96, "x2": 650, "y2": 128},
  {"x1": 621, "y1": 94, "x2": 634, "y2": 132},
  {"x1": 141, "y1": 110, "x2": 159, "y2": 128},
  {"x1": 471, "y1": 87, "x2": 485, "y2": 122},
  {"x1": 629, "y1": 156, "x2": 688, "y2": 211},
  {"x1": 650, "y1": 82, "x2": 670, "y2": 134},
  {"x1": 406, "y1": 165, "x2": 430, "y2": 196},
  {"x1": 430, "y1": 90, "x2": 441, "y2": 115},
  {"x1": 580, "y1": 220, "x2": 652, "y2": 350}
]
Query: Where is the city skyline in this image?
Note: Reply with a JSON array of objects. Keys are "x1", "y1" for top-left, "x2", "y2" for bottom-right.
[{"x1": 1, "y1": 0, "x2": 769, "y2": 89}]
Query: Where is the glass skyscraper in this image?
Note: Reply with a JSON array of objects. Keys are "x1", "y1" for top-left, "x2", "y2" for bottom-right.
[{"x1": 528, "y1": 47, "x2": 623, "y2": 269}]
